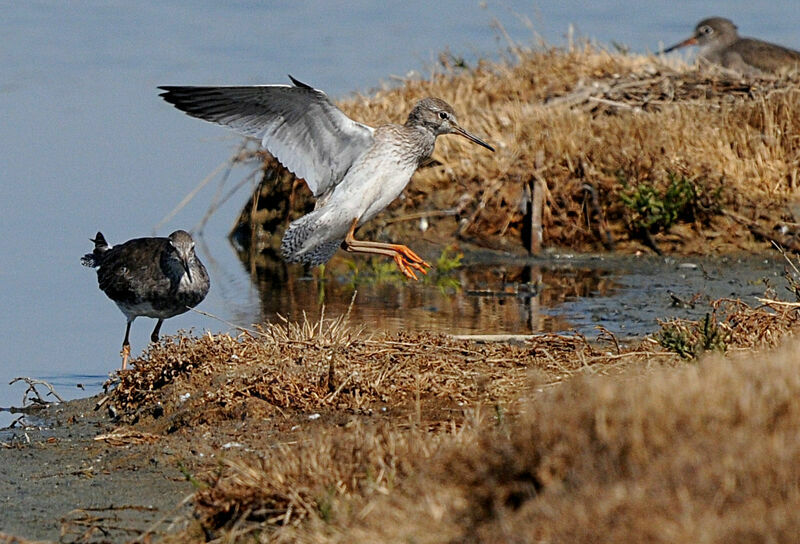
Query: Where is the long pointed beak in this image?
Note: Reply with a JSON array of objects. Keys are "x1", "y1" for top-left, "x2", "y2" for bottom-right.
[
  {"x1": 182, "y1": 258, "x2": 192, "y2": 282},
  {"x1": 453, "y1": 124, "x2": 495, "y2": 152},
  {"x1": 663, "y1": 35, "x2": 698, "y2": 54}
]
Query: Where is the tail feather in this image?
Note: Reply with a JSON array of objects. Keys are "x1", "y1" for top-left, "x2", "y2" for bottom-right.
[
  {"x1": 81, "y1": 231, "x2": 110, "y2": 268},
  {"x1": 280, "y1": 214, "x2": 341, "y2": 266}
]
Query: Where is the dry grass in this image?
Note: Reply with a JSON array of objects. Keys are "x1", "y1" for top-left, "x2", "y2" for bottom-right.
[
  {"x1": 342, "y1": 338, "x2": 800, "y2": 544},
  {"x1": 112, "y1": 319, "x2": 597, "y2": 429},
  {"x1": 234, "y1": 44, "x2": 800, "y2": 259},
  {"x1": 105, "y1": 297, "x2": 800, "y2": 542},
  {"x1": 656, "y1": 298, "x2": 800, "y2": 359}
]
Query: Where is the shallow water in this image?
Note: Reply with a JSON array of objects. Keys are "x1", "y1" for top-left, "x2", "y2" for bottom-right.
[
  {"x1": 250, "y1": 252, "x2": 784, "y2": 339},
  {"x1": 3, "y1": 251, "x2": 785, "y2": 428},
  {"x1": 2, "y1": 1, "x2": 799, "y2": 424}
]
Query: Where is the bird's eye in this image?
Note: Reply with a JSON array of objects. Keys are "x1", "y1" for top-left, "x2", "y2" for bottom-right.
[
  {"x1": 700, "y1": 25, "x2": 712, "y2": 34},
  {"x1": 438, "y1": 111, "x2": 448, "y2": 120}
]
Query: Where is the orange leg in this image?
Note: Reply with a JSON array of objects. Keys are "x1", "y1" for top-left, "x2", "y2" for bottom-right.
[
  {"x1": 120, "y1": 344, "x2": 130, "y2": 371},
  {"x1": 120, "y1": 320, "x2": 133, "y2": 371},
  {"x1": 343, "y1": 218, "x2": 431, "y2": 280}
]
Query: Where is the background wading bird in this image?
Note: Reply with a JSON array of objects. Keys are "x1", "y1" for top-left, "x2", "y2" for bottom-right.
[{"x1": 663, "y1": 17, "x2": 800, "y2": 75}]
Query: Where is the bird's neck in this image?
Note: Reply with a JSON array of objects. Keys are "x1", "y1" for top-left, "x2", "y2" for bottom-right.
[
  {"x1": 705, "y1": 34, "x2": 738, "y2": 52},
  {"x1": 162, "y1": 255, "x2": 194, "y2": 287},
  {"x1": 407, "y1": 125, "x2": 437, "y2": 164}
]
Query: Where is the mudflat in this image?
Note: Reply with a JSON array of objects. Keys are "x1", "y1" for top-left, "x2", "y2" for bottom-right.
[{"x1": 0, "y1": 397, "x2": 193, "y2": 542}]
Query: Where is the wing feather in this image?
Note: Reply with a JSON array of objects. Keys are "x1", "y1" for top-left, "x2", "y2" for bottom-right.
[
  {"x1": 159, "y1": 79, "x2": 375, "y2": 197},
  {"x1": 730, "y1": 39, "x2": 800, "y2": 73}
]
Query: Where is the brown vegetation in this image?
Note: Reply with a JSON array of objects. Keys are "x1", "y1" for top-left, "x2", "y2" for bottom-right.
[
  {"x1": 102, "y1": 295, "x2": 800, "y2": 542},
  {"x1": 234, "y1": 44, "x2": 800, "y2": 263},
  {"x1": 113, "y1": 314, "x2": 600, "y2": 430},
  {"x1": 350, "y1": 337, "x2": 800, "y2": 544}
]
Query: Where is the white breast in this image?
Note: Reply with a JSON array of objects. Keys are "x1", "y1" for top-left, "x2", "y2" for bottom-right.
[{"x1": 327, "y1": 144, "x2": 419, "y2": 225}]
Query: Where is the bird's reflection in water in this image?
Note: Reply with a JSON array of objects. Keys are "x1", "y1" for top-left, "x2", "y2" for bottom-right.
[{"x1": 237, "y1": 253, "x2": 618, "y2": 336}]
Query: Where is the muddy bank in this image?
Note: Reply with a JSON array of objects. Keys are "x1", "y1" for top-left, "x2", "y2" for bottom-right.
[
  {"x1": 0, "y1": 327, "x2": 640, "y2": 541},
  {"x1": 0, "y1": 251, "x2": 789, "y2": 542},
  {"x1": 0, "y1": 397, "x2": 192, "y2": 542}
]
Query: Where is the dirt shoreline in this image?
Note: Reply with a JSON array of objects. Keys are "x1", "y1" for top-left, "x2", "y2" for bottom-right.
[{"x1": 0, "y1": 397, "x2": 193, "y2": 542}]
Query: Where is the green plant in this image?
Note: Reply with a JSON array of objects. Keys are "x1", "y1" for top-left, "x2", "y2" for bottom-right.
[
  {"x1": 317, "y1": 485, "x2": 337, "y2": 523},
  {"x1": 344, "y1": 257, "x2": 404, "y2": 286},
  {"x1": 657, "y1": 322, "x2": 695, "y2": 359},
  {"x1": 434, "y1": 246, "x2": 463, "y2": 273},
  {"x1": 177, "y1": 460, "x2": 209, "y2": 490},
  {"x1": 657, "y1": 312, "x2": 728, "y2": 360},
  {"x1": 424, "y1": 246, "x2": 464, "y2": 294},
  {"x1": 619, "y1": 172, "x2": 698, "y2": 234}
]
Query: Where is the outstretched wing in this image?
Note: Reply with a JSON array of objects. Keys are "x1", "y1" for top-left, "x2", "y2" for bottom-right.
[{"x1": 159, "y1": 77, "x2": 375, "y2": 197}]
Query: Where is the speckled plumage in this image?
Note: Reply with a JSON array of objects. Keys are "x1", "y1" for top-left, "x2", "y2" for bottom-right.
[
  {"x1": 160, "y1": 79, "x2": 494, "y2": 276},
  {"x1": 82, "y1": 230, "x2": 209, "y2": 369}
]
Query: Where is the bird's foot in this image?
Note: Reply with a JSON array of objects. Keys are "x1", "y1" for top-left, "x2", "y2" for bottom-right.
[{"x1": 391, "y1": 245, "x2": 431, "y2": 280}]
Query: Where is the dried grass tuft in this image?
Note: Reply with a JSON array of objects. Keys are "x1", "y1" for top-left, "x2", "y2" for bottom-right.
[
  {"x1": 111, "y1": 312, "x2": 596, "y2": 428},
  {"x1": 193, "y1": 420, "x2": 427, "y2": 533},
  {"x1": 395, "y1": 339, "x2": 800, "y2": 544}
]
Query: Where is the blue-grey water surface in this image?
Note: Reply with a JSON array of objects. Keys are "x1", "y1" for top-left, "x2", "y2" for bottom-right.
[{"x1": 2, "y1": 1, "x2": 798, "y2": 422}]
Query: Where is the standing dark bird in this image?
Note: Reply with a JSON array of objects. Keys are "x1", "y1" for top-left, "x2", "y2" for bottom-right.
[
  {"x1": 81, "y1": 230, "x2": 210, "y2": 370},
  {"x1": 158, "y1": 77, "x2": 494, "y2": 279},
  {"x1": 663, "y1": 17, "x2": 800, "y2": 75}
]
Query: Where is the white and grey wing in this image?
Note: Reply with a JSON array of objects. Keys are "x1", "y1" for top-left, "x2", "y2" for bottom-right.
[{"x1": 159, "y1": 78, "x2": 374, "y2": 197}]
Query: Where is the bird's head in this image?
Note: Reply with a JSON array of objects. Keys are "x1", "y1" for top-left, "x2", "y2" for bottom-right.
[
  {"x1": 406, "y1": 98, "x2": 494, "y2": 152},
  {"x1": 693, "y1": 17, "x2": 738, "y2": 47},
  {"x1": 664, "y1": 16, "x2": 739, "y2": 53},
  {"x1": 168, "y1": 230, "x2": 197, "y2": 281}
]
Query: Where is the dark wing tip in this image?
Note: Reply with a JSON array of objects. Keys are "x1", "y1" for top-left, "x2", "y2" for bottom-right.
[
  {"x1": 157, "y1": 86, "x2": 204, "y2": 107},
  {"x1": 157, "y1": 86, "x2": 186, "y2": 104},
  {"x1": 288, "y1": 75, "x2": 314, "y2": 90}
]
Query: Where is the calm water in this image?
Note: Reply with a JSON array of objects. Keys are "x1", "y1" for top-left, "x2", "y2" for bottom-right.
[
  {"x1": 2, "y1": 1, "x2": 797, "y2": 421},
  {"x1": 249, "y1": 253, "x2": 783, "y2": 339}
]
